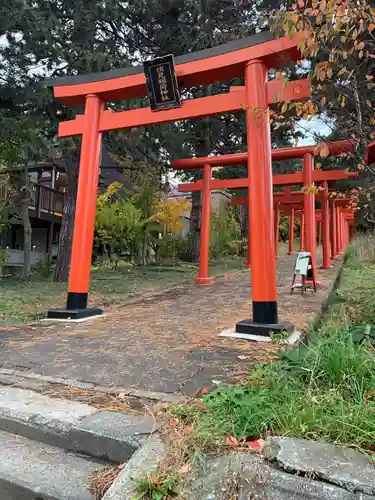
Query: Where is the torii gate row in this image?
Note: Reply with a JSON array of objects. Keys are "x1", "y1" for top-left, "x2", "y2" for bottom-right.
[
  {"x1": 316, "y1": 207, "x2": 354, "y2": 255},
  {"x1": 180, "y1": 167, "x2": 356, "y2": 278},
  {"x1": 233, "y1": 195, "x2": 353, "y2": 270},
  {"x1": 47, "y1": 30, "x2": 326, "y2": 336},
  {"x1": 173, "y1": 141, "x2": 356, "y2": 289},
  {"x1": 279, "y1": 205, "x2": 354, "y2": 257}
]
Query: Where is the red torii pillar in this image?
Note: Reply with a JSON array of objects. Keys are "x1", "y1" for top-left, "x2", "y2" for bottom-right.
[
  {"x1": 303, "y1": 153, "x2": 318, "y2": 283},
  {"x1": 274, "y1": 202, "x2": 280, "y2": 258},
  {"x1": 237, "y1": 59, "x2": 284, "y2": 332},
  {"x1": 196, "y1": 163, "x2": 214, "y2": 285},
  {"x1": 288, "y1": 208, "x2": 295, "y2": 255},
  {"x1": 321, "y1": 181, "x2": 331, "y2": 269},
  {"x1": 336, "y1": 205, "x2": 343, "y2": 254},
  {"x1": 330, "y1": 200, "x2": 337, "y2": 258},
  {"x1": 299, "y1": 211, "x2": 305, "y2": 251},
  {"x1": 67, "y1": 94, "x2": 104, "y2": 313}
]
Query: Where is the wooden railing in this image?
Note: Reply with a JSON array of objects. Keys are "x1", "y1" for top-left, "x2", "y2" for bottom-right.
[
  {"x1": 37, "y1": 184, "x2": 64, "y2": 215},
  {"x1": 0, "y1": 181, "x2": 64, "y2": 217}
]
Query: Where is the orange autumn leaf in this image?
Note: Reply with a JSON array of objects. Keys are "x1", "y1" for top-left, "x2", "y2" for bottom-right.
[
  {"x1": 199, "y1": 387, "x2": 210, "y2": 396},
  {"x1": 180, "y1": 463, "x2": 192, "y2": 474},
  {"x1": 369, "y1": 23, "x2": 375, "y2": 33},
  {"x1": 314, "y1": 142, "x2": 330, "y2": 158},
  {"x1": 226, "y1": 436, "x2": 239, "y2": 446},
  {"x1": 246, "y1": 438, "x2": 265, "y2": 451}
]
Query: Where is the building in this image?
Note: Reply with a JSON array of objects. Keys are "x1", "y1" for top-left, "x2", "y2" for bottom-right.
[
  {"x1": 167, "y1": 181, "x2": 231, "y2": 237},
  {"x1": 0, "y1": 149, "x2": 136, "y2": 267}
]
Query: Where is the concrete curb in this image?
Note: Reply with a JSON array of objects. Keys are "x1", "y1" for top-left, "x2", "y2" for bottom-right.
[
  {"x1": 103, "y1": 435, "x2": 165, "y2": 500},
  {"x1": 0, "y1": 368, "x2": 185, "y2": 404},
  {"x1": 302, "y1": 261, "x2": 344, "y2": 343},
  {"x1": 0, "y1": 386, "x2": 156, "y2": 463}
]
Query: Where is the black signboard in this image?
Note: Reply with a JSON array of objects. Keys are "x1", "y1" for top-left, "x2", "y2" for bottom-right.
[{"x1": 143, "y1": 54, "x2": 181, "y2": 112}]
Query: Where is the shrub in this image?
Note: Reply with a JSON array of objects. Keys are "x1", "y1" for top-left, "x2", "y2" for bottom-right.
[
  {"x1": 34, "y1": 259, "x2": 54, "y2": 278},
  {"x1": 210, "y1": 209, "x2": 240, "y2": 259}
]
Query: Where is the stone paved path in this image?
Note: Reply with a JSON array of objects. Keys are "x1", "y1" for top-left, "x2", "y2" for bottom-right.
[{"x1": 0, "y1": 255, "x2": 339, "y2": 396}]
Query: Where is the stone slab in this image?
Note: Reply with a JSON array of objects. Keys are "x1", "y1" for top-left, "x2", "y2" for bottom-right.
[
  {"x1": 103, "y1": 435, "x2": 165, "y2": 500},
  {"x1": 0, "y1": 386, "x2": 95, "y2": 425},
  {"x1": 218, "y1": 328, "x2": 302, "y2": 344},
  {"x1": 185, "y1": 452, "x2": 375, "y2": 500},
  {"x1": 264, "y1": 437, "x2": 375, "y2": 495},
  {"x1": 72, "y1": 411, "x2": 156, "y2": 463},
  {"x1": 0, "y1": 429, "x2": 103, "y2": 500},
  {"x1": 0, "y1": 386, "x2": 154, "y2": 463}
]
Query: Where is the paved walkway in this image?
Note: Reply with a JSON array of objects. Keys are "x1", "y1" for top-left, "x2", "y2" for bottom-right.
[{"x1": 0, "y1": 255, "x2": 339, "y2": 396}]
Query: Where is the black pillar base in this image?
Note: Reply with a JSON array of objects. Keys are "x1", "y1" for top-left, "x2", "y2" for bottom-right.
[
  {"x1": 235, "y1": 300, "x2": 293, "y2": 338},
  {"x1": 47, "y1": 291, "x2": 102, "y2": 320},
  {"x1": 47, "y1": 307, "x2": 103, "y2": 320},
  {"x1": 235, "y1": 319, "x2": 294, "y2": 338}
]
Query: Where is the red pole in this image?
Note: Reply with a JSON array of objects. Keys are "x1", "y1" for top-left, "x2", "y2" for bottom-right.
[
  {"x1": 321, "y1": 181, "x2": 331, "y2": 269},
  {"x1": 236, "y1": 59, "x2": 289, "y2": 334},
  {"x1": 288, "y1": 208, "x2": 295, "y2": 255},
  {"x1": 331, "y1": 200, "x2": 337, "y2": 258},
  {"x1": 303, "y1": 154, "x2": 317, "y2": 282},
  {"x1": 49, "y1": 94, "x2": 104, "y2": 318},
  {"x1": 195, "y1": 163, "x2": 214, "y2": 285},
  {"x1": 336, "y1": 207, "x2": 342, "y2": 254},
  {"x1": 247, "y1": 208, "x2": 252, "y2": 268},
  {"x1": 274, "y1": 202, "x2": 280, "y2": 259},
  {"x1": 341, "y1": 211, "x2": 346, "y2": 250},
  {"x1": 300, "y1": 211, "x2": 305, "y2": 251},
  {"x1": 317, "y1": 221, "x2": 322, "y2": 247}
]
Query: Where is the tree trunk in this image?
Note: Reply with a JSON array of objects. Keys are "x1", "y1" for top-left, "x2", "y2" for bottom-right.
[
  {"x1": 20, "y1": 162, "x2": 32, "y2": 280},
  {"x1": 54, "y1": 148, "x2": 80, "y2": 282},
  {"x1": 21, "y1": 199, "x2": 31, "y2": 280}
]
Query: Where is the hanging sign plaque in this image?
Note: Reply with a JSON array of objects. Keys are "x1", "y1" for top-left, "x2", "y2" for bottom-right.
[{"x1": 144, "y1": 54, "x2": 181, "y2": 112}]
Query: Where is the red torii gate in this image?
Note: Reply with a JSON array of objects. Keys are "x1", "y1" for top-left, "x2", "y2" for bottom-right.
[
  {"x1": 47, "y1": 31, "x2": 319, "y2": 336},
  {"x1": 173, "y1": 141, "x2": 355, "y2": 286},
  {"x1": 235, "y1": 194, "x2": 354, "y2": 265}
]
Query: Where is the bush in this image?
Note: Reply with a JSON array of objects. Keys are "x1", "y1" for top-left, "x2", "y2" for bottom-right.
[
  {"x1": 210, "y1": 209, "x2": 240, "y2": 259},
  {"x1": 174, "y1": 236, "x2": 189, "y2": 261},
  {"x1": 34, "y1": 259, "x2": 54, "y2": 278},
  {"x1": 0, "y1": 249, "x2": 7, "y2": 276}
]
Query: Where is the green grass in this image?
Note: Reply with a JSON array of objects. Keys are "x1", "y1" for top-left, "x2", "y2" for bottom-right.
[
  {"x1": 172, "y1": 235, "x2": 375, "y2": 453},
  {"x1": 0, "y1": 257, "x2": 244, "y2": 325}
]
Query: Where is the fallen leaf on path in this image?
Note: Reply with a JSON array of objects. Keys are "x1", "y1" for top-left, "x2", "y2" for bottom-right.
[
  {"x1": 237, "y1": 355, "x2": 249, "y2": 360},
  {"x1": 246, "y1": 438, "x2": 265, "y2": 451},
  {"x1": 180, "y1": 463, "x2": 192, "y2": 474},
  {"x1": 226, "y1": 436, "x2": 239, "y2": 446},
  {"x1": 199, "y1": 387, "x2": 210, "y2": 396}
]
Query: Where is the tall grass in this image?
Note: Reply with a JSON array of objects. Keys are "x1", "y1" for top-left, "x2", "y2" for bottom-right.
[{"x1": 174, "y1": 235, "x2": 375, "y2": 452}]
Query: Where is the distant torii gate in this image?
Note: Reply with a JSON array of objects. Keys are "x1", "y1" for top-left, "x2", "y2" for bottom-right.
[
  {"x1": 235, "y1": 193, "x2": 354, "y2": 266},
  {"x1": 47, "y1": 30, "x2": 321, "y2": 336},
  {"x1": 173, "y1": 141, "x2": 356, "y2": 287}
]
